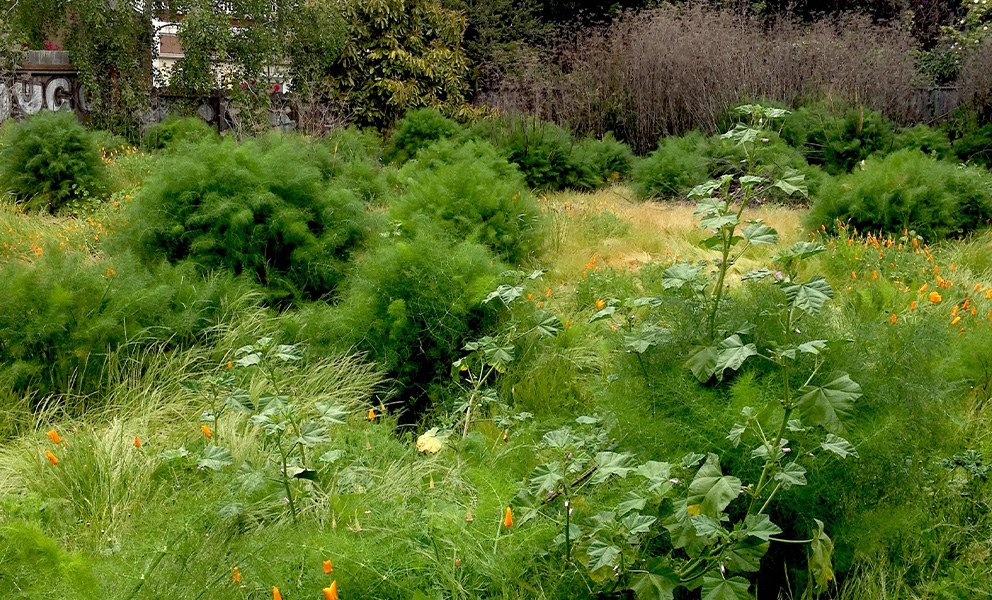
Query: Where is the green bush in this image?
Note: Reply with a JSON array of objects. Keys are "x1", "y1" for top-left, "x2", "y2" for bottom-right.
[
  {"x1": 480, "y1": 117, "x2": 578, "y2": 190},
  {"x1": 0, "y1": 523, "x2": 99, "y2": 598},
  {"x1": 631, "y1": 132, "x2": 710, "y2": 199},
  {"x1": 0, "y1": 111, "x2": 107, "y2": 212},
  {"x1": 570, "y1": 133, "x2": 635, "y2": 189},
  {"x1": 384, "y1": 108, "x2": 464, "y2": 164},
  {"x1": 310, "y1": 127, "x2": 396, "y2": 205},
  {"x1": 781, "y1": 105, "x2": 894, "y2": 175},
  {"x1": 0, "y1": 249, "x2": 258, "y2": 398},
  {"x1": 952, "y1": 123, "x2": 992, "y2": 168},
  {"x1": 394, "y1": 139, "x2": 541, "y2": 263},
  {"x1": 807, "y1": 149, "x2": 992, "y2": 239},
  {"x1": 142, "y1": 116, "x2": 216, "y2": 150},
  {"x1": 891, "y1": 124, "x2": 952, "y2": 159},
  {"x1": 332, "y1": 226, "x2": 499, "y2": 405},
  {"x1": 126, "y1": 134, "x2": 368, "y2": 301}
]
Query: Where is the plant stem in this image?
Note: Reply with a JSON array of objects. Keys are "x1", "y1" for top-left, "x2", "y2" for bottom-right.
[{"x1": 277, "y1": 434, "x2": 298, "y2": 523}]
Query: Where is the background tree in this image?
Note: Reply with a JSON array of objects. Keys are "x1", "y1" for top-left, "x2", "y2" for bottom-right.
[{"x1": 327, "y1": 0, "x2": 471, "y2": 128}]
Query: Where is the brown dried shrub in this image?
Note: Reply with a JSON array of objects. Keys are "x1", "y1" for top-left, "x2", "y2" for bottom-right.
[{"x1": 485, "y1": 6, "x2": 923, "y2": 153}]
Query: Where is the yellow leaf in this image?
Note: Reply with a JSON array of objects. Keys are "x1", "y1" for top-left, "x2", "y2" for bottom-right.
[{"x1": 416, "y1": 428, "x2": 445, "y2": 454}]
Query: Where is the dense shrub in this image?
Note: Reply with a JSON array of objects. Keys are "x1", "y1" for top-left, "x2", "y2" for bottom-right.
[
  {"x1": 631, "y1": 132, "x2": 710, "y2": 199},
  {"x1": 0, "y1": 111, "x2": 107, "y2": 212},
  {"x1": 570, "y1": 132, "x2": 635, "y2": 187},
  {"x1": 332, "y1": 227, "x2": 499, "y2": 403},
  {"x1": 384, "y1": 108, "x2": 464, "y2": 163},
  {"x1": 488, "y1": 7, "x2": 919, "y2": 153},
  {"x1": 0, "y1": 249, "x2": 258, "y2": 397},
  {"x1": 952, "y1": 122, "x2": 992, "y2": 168},
  {"x1": 781, "y1": 105, "x2": 894, "y2": 174},
  {"x1": 310, "y1": 127, "x2": 396, "y2": 204},
  {"x1": 807, "y1": 149, "x2": 992, "y2": 239},
  {"x1": 0, "y1": 523, "x2": 99, "y2": 598},
  {"x1": 142, "y1": 116, "x2": 217, "y2": 150},
  {"x1": 891, "y1": 124, "x2": 952, "y2": 159},
  {"x1": 126, "y1": 134, "x2": 368, "y2": 301},
  {"x1": 394, "y1": 139, "x2": 542, "y2": 263},
  {"x1": 488, "y1": 118, "x2": 577, "y2": 189}
]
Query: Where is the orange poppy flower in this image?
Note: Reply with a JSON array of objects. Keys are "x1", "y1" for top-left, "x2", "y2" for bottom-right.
[
  {"x1": 368, "y1": 408, "x2": 377, "y2": 421},
  {"x1": 929, "y1": 291, "x2": 942, "y2": 303},
  {"x1": 323, "y1": 560, "x2": 333, "y2": 574},
  {"x1": 45, "y1": 450, "x2": 58, "y2": 465},
  {"x1": 595, "y1": 299, "x2": 606, "y2": 310},
  {"x1": 851, "y1": 271, "x2": 857, "y2": 280},
  {"x1": 273, "y1": 586, "x2": 282, "y2": 600},
  {"x1": 47, "y1": 429, "x2": 61, "y2": 445},
  {"x1": 133, "y1": 436, "x2": 142, "y2": 448},
  {"x1": 201, "y1": 424, "x2": 212, "y2": 438},
  {"x1": 323, "y1": 581, "x2": 339, "y2": 600},
  {"x1": 503, "y1": 507, "x2": 514, "y2": 528},
  {"x1": 890, "y1": 313, "x2": 897, "y2": 325},
  {"x1": 952, "y1": 316, "x2": 961, "y2": 326},
  {"x1": 910, "y1": 301, "x2": 917, "y2": 311}
]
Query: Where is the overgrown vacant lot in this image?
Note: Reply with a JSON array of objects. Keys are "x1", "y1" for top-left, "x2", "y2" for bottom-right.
[{"x1": 2, "y1": 106, "x2": 992, "y2": 600}]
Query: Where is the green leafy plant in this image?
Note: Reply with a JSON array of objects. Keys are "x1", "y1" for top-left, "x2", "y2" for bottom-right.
[
  {"x1": 546, "y1": 242, "x2": 860, "y2": 600},
  {"x1": 667, "y1": 105, "x2": 807, "y2": 346},
  {"x1": 450, "y1": 270, "x2": 563, "y2": 436},
  {"x1": 177, "y1": 338, "x2": 354, "y2": 522},
  {"x1": 0, "y1": 111, "x2": 108, "y2": 213}
]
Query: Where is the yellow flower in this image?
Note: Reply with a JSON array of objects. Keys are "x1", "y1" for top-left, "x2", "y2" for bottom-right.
[
  {"x1": 503, "y1": 507, "x2": 514, "y2": 528},
  {"x1": 47, "y1": 429, "x2": 61, "y2": 445},
  {"x1": 232, "y1": 566, "x2": 241, "y2": 583},
  {"x1": 46, "y1": 450, "x2": 58, "y2": 465},
  {"x1": 687, "y1": 504, "x2": 702, "y2": 517},
  {"x1": 323, "y1": 581, "x2": 338, "y2": 600},
  {"x1": 929, "y1": 291, "x2": 942, "y2": 303},
  {"x1": 323, "y1": 559, "x2": 333, "y2": 574},
  {"x1": 952, "y1": 316, "x2": 961, "y2": 326},
  {"x1": 595, "y1": 299, "x2": 606, "y2": 310}
]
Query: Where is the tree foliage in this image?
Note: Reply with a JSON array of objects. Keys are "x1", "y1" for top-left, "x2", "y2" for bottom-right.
[{"x1": 328, "y1": 0, "x2": 471, "y2": 128}]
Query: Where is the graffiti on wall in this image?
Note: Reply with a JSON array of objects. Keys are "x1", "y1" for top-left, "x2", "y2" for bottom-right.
[{"x1": 0, "y1": 75, "x2": 90, "y2": 121}]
